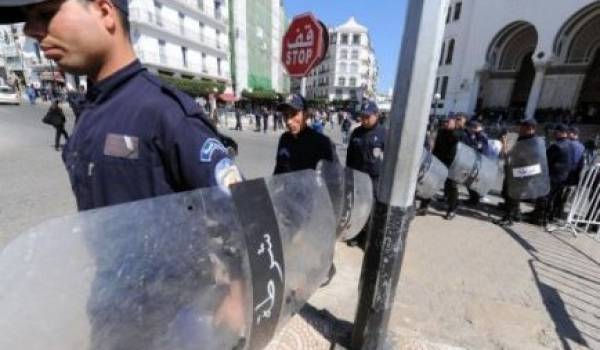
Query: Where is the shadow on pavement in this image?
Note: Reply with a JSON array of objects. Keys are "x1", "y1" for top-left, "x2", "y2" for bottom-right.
[
  {"x1": 298, "y1": 303, "x2": 354, "y2": 349},
  {"x1": 502, "y1": 225, "x2": 600, "y2": 349}
]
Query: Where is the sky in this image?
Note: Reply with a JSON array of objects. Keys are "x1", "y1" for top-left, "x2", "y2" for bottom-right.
[{"x1": 284, "y1": 0, "x2": 407, "y2": 94}]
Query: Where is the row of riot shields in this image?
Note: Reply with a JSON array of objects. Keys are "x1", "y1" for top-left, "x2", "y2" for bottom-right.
[
  {"x1": 416, "y1": 136, "x2": 550, "y2": 201},
  {"x1": 0, "y1": 162, "x2": 372, "y2": 350}
]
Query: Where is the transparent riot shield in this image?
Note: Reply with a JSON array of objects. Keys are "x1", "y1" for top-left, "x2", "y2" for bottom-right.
[
  {"x1": 448, "y1": 142, "x2": 499, "y2": 196},
  {"x1": 506, "y1": 136, "x2": 550, "y2": 200},
  {"x1": 0, "y1": 165, "x2": 372, "y2": 350},
  {"x1": 416, "y1": 149, "x2": 448, "y2": 200}
]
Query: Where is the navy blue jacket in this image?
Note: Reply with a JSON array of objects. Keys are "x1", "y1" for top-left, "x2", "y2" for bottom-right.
[
  {"x1": 547, "y1": 138, "x2": 572, "y2": 185},
  {"x1": 274, "y1": 127, "x2": 337, "y2": 174},
  {"x1": 62, "y1": 60, "x2": 238, "y2": 211},
  {"x1": 346, "y1": 123, "x2": 386, "y2": 182}
]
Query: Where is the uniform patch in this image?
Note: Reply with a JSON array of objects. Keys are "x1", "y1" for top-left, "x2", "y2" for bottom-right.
[
  {"x1": 215, "y1": 158, "x2": 243, "y2": 192},
  {"x1": 278, "y1": 148, "x2": 291, "y2": 159},
  {"x1": 103, "y1": 134, "x2": 139, "y2": 159},
  {"x1": 200, "y1": 138, "x2": 228, "y2": 163},
  {"x1": 373, "y1": 147, "x2": 383, "y2": 160}
]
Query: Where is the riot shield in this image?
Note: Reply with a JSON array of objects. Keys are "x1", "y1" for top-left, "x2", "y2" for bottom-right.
[
  {"x1": 448, "y1": 142, "x2": 499, "y2": 196},
  {"x1": 0, "y1": 164, "x2": 372, "y2": 350},
  {"x1": 416, "y1": 149, "x2": 448, "y2": 200},
  {"x1": 506, "y1": 136, "x2": 550, "y2": 200}
]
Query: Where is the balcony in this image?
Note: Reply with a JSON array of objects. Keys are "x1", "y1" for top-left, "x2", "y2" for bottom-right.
[
  {"x1": 159, "y1": 0, "x2": 228, "y2": 29},
  {"x1": 137, "y1": 49, "x2": 228, "y2": 82},
  {"x1": 129, "y1": 8, "x2": 228, "y2": 55}
]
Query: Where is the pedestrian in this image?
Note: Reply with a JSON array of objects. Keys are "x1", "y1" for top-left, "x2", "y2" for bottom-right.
[
  {"x1": 341, "y1": 115, "x2": 352, "y2": 144},
  {"x1": 254, "y1": 107, "x2": 261, "y2": 131},
  {"x1": 494, "y1": 119, "x2": 538, "y2": 226},
  {"x1": 345, "y1": 100, "x2": 386, "y2": 249},
  {"x1": 26, "y1": 84, "x2": 36, "y2": 104},
  {"x1": 43, "y1": 100, "x2": 69, "y2": 151},
  {"x1": 234, "y1": 107, "x2": 242, "y2": 131},
  {"x1": 262, "y1": 106, "x2": 269, "y2": 133},
  {"x1": 417, "y1": 115, "x2": 461, "y2": 220},
  {"x1": 274, "y1": 94, "x2": 338, "y2": 174},
  {"x1": 5, "y1": 0, "x2": 244, "y2": 347}
]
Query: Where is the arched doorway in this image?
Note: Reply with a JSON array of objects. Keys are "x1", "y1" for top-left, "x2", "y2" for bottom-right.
[
  {"x1": 510, "y1": 51, "x2": 535, "y2": 108},
  {"x1": 479, "y1": 22, "x2": 538, "y2": 120},
  {"x1": 578, "y1": 48, "x2": 600, "y2": 122},
  {"x1": 554, "y1": 2, "x2": 600, "y2": 123}
]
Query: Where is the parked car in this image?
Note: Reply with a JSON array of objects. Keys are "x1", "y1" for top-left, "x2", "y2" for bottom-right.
[{"x1": 0, "y1": 86, "x2": 21, "y2": 105}]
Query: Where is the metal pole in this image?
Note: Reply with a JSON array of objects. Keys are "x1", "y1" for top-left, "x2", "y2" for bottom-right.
[{"x1": 351, "y1": 0, "x2": 447, "y2": 349}]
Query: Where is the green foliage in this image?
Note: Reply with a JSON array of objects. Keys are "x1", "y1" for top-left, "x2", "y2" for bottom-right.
[{"x1": 157, "y1": 75, "x2": 225, "y2": 97}]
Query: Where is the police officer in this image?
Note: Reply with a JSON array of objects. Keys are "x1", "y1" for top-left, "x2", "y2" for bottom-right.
[
  {"x1": 3, "y1": 0, "x2": 244, "y2": 347},
  {"x1": 567, "y1": 126, "x2": 585, "y2": 185},
  {"x1": 274, "y1": 93, "x2": 338, "y2": 174},
  {"x1": 417, "y1": 115, "x2": 461, "y2": 220},
  {"x1": 494, "y1": 119, "x2": 538, "y2": 226},
  {"x1": 545, "y1": 123, "x2": 572, "y2": 223},
  {"x1": 346, "y1": 100, "x2": 386, "y2": 189}
]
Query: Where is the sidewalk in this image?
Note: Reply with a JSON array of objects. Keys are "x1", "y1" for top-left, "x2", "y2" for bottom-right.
[{"x1": 268, "y1": 203, "x2": 600, "y2": 349}]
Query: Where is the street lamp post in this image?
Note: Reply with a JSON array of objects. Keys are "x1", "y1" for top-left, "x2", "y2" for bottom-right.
[{"x1": 351, "y1": 0, "x2": 448, "y2": 349}]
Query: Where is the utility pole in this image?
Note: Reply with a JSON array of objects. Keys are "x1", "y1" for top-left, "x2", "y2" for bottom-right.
[{"x1": 351, "y1": 0, "x2": 448, "y2": 349}]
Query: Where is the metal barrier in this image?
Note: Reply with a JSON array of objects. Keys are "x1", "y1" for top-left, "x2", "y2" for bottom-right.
[{"x1": 549, "y1": 158, "x2": 600, "y2": 239}]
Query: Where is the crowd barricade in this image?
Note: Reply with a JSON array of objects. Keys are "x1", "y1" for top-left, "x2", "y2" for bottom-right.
[{"x1": 550, "y1": 159, "x2": 600, "y2": 240}]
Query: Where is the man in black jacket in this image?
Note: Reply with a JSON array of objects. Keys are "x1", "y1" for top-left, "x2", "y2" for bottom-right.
[
  {"x1": 545, "y1": 123, "x2": 572, "y2": 223},
  {"x1": 417, "y1": 115, "x2": 461, "y2": 220}
]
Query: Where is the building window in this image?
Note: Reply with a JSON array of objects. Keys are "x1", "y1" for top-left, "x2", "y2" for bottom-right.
[
  {"x1": 454, "y1": 2, "x2": 462, "y2": 21},
  {"x1": 331, "y1": 33, "x2": 337, "y2": 44},
  {"x1": 446, "y1": 6, "x2": 452, "y2": 23},
  {"x1": 445, "y1": 39, "x2": 455, "y2": 64},
  {"x1": 440, "y1": 76, "x2": 449, "y2": 99},
  {"x1": 340, "y1": 62, "x2": 347, "y2": 73},
  {"x1": 217, "y1": 57, "x2": 222, "y2": 76},
  {"x1": 178, "y1": 12, "x2": 185, "y2": 35},
  {"x1": 335, "y1": 89, "x2": 343, "y2": 97},
  {"x1": 181, "y1": 46, "x2": 188, "y2": 67},
  {"x1": 340, "y1": 49, "x2": 348, "y2": 59},
  {"x1": 434, "y1": 77, "x2": 440, "y2": 94},
  {"x1": 158, "y1": 39, "x2": 166, "y2": 64},
  {"x1": 351, "y1": 49, "x2": 359, "y2": 60},
  {"x1": 352, "y1": 34, "x2": 361, "y2": 45},
  {"x1": 214, "y1": 0, "x2": 222, "y2": 19},
  {"x1": 341, "y1": 34, "x2": 349, "y2": 45},
  {"x1": 197, "y1": 0, "x2": 204, "y2": 11},
  {"x1": 439, "y1": 42, "x2": 445, "y2": 66},
  {"x1": 216, "y1": 29, "x2": 221, "y2": 49},
  {"x1": 202, "y1": 52, "x2": 207, "y2": 73},
  {"x1": 338, "y1": 77, "x2": 346, "y2": 87},
  {"x1": 199, "y1": 23, "x2": 205, "y2": 41},
  {"x1": 349, "y1": 77, "x2": 357, "y2": 87},
  {"x1": 154, "y1": 1, "x2": 163, "y2": 26},
  {"x1": 350, "y1": 62, "x2": 358, "y2": 73}
]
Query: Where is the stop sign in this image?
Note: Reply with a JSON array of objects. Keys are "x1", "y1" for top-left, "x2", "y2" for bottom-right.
[{"x1": 282, "y1": 13, "x2": 327, "y2": 78}]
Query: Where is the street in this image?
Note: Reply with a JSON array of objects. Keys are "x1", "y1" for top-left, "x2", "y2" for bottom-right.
[{"x1": 2, "y1": 103, "x2": 600, "y2": 349}]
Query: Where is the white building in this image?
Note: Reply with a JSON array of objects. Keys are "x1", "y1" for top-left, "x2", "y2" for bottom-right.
[
  {"x1": 297, "y1": 17, "x2": 378, "y2": 104},
  {"x1": 435, "y1": 0, "x2": 600, "y2": 123},
  {"x1": 230, "y1": 0, "x2": 288, "y2": 95},
  {"x1": 129, "y1": 0, "x2": 230, "y2": 84}
]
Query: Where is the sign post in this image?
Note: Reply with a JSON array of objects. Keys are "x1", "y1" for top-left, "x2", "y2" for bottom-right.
[
  {"x1": 351, "y1": 0, "x2": 448, "y2": 349},
  {"x1": 281, "y1": 12, "x2": 328, "y2": 92}
]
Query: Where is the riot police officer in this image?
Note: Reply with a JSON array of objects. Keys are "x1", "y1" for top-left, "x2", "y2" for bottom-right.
[
  {"x1": 2, "y1": 0, "x2": 244, "y2": 347},
  {"x1": 346, "y1": 100, "x2": 386, "y2": 188},
  {"x1": 273, "y1": 93, "x2": 338, "y2": 174},
  {"x1": 545, "y1": 124, "x2": 572, "y2": 223}
]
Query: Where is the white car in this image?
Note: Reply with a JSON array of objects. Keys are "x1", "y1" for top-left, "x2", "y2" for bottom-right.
[{"x1": 0, "y1": 86, "x2": 21, "y2": 105}]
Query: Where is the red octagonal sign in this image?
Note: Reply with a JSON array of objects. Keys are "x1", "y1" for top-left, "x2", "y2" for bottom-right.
[{"x1": 282, "y1": 13, "x2": 327, "y2": 78}]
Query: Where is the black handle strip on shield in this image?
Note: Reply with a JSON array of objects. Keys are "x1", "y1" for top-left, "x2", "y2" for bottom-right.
[
  {"x1": 230, "y1": 179, "x2": 286, "y2": 350},
  {"x1": 465, "y1": 153, "x2": 482, "y2": 188}
]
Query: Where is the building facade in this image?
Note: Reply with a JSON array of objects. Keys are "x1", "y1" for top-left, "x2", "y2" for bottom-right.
[
  {"x1": 292, "y1": 17, "x2": 378, "y2": 104},
  {"x1": 129, "y1": 0, "x2": 230, "y2": 84},
  {"x1": 435, "y1": 0, "x2": 600, "y2": 123},
  {"x1": 229, "y1": 0, "x2": 289, "y2": 96}
]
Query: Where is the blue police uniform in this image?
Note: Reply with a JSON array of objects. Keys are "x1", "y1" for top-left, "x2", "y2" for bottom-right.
[
  {"x1": 63, "y1": 60, "x2": 239, "y2": 211},
  {"x1": 545, "y1": 135, "x2": 572, "y2": 222},
  {"x1": 346, "y1": 123, "x2": 386, "y2": 184},
  {"x1": 274, "y1": 127, "x2": 337, "y2": 174}
]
